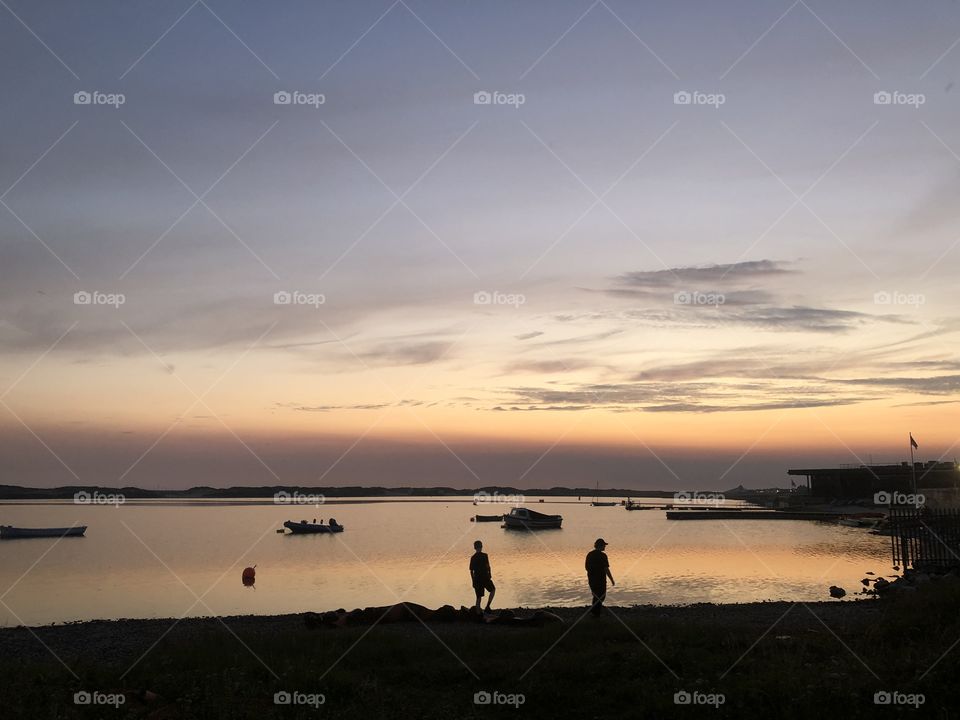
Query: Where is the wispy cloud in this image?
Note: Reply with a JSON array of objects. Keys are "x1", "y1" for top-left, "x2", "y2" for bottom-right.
[
  {"x1": 357, "y1": 340, "x2": 454, "y2": 366},
  {"x1": 613, "y1": 260, "x2": 795, "y2": 289}
]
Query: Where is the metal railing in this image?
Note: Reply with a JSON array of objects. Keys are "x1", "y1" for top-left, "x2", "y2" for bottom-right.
[{"x1": 890, "y1": 507, "x2": 960, "y2": 569}]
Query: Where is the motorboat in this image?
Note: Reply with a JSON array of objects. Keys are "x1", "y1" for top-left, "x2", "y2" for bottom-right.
[
  {"x1": 283, "y1": 519, "x2": 344, "y2": 534},
  {"x1": 472, "y1": 515, "x2": 503, "y2": 522},
  {"x1": 502, "y1": 508, "x2": 562, "y2": 530},
  {"x1": 0, "y1": 525, "x2": 86, "y2": 539}
]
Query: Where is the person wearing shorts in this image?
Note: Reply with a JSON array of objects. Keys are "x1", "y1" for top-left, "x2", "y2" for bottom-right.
[{"x1": 469, "y1": 540, "x2": 496, "y2": 612}]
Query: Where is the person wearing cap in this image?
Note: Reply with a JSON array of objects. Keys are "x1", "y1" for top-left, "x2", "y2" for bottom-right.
[
  {"x1": 469, "y1": 540, "x2": 496, "y2": 612},
  {"x1": 585, "y1": 538, "x2": 614, "y2": 616}
]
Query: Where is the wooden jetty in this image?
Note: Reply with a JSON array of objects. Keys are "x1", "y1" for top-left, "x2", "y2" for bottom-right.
[{"x1": 666, "y1": 510, "x2": 842, "y2": 521}]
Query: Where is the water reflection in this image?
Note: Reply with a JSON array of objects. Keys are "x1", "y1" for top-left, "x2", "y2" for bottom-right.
[{"x1": 0, "y1": 498, "x2": 892, "y2": 625}]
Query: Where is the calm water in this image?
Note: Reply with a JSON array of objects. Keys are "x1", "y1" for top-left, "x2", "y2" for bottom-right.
[{"x1": 0, "y1": 497, "x2": 892, "y2": 626}]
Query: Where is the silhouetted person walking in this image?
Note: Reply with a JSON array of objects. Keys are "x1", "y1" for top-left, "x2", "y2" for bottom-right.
[
  {"x1": 585, "y1": 538, "x2": 614, "y2": 616},
  {"x1": 470, "y1": 540, "x2": 495, "y2": 612}
]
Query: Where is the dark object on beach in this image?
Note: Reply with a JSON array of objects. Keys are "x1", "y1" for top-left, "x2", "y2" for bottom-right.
[
  {"x1": 0, "y1": 525, "x2": 86, "y2": 539},
  {"x1": 283, "y1": 519, "x2": 344, "y2": 534},
  {"x1": 303, "y1": 602, "x2": 564, "y2": 629},
  {"x1": 242, "y1": 566, "x2": 256, "y2": 586},
  {"x1": 484, "y1": 608, "x2": 563, "y2": 626},
  {"x1": 503, "y1": 507, "x2": 562, "y2": 530},
  {"x1": 472, "y1": 514, "x2": 502, "y2": 522},
  {"x1": 829, "y1": 585, "x2": 846, "y2": 599}
]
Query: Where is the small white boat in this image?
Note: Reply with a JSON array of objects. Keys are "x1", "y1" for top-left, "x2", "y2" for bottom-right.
[
  {"x1": 0, "y1": 525, "x2": 87, "y2": 539},
  {"x1": 503, "y1": 508, "x2": 562, "y2": 530}
]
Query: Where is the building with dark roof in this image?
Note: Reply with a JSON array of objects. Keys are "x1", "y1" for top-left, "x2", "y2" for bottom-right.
[{"x1": 788, "y1": 461, "x2": 959, "y2": 499}]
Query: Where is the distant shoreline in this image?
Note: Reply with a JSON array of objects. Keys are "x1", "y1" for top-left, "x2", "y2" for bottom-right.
[
  {"x1": 0, "y1": 484, "x2": 783, "y2": 501},
  {"x1": 0, "y1": 496, "x2": 688, "y2": 507}
]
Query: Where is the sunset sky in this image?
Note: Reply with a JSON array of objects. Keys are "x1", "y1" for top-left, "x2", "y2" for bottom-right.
[{"x1": 1, "y1": 1, "x2": 958, "y2": 488}]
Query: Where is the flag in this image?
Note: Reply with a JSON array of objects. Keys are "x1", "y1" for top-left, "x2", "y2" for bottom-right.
[{"x1": 910, "y1": 433, "x2": 918, "y2": 449}]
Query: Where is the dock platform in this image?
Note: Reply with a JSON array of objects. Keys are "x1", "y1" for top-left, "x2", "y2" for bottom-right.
[{"x1": 666, "y1": 510, "x2": 841, "y2": 521}]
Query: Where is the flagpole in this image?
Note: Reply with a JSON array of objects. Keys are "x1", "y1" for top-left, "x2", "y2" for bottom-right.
[{"x1": 910, "y1": 433, "x2": 917, "y2": 495}]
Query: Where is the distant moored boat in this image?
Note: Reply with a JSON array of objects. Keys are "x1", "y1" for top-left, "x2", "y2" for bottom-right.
[
  {"x1": 503, "y1": 508, "x2": 562, "y2": 530},
  {"x1": 0, "y1": 525, "x2": 86, "y2": 539},
  {"x1": 590, "y1": 480, "x2": 616, "y2": 506},
  {"x1": 472, "y1": 514, "x2": 503, "y2": 522},
  {"x1": 283, "y1": 519, "x2": 344, "y2": 534}
]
